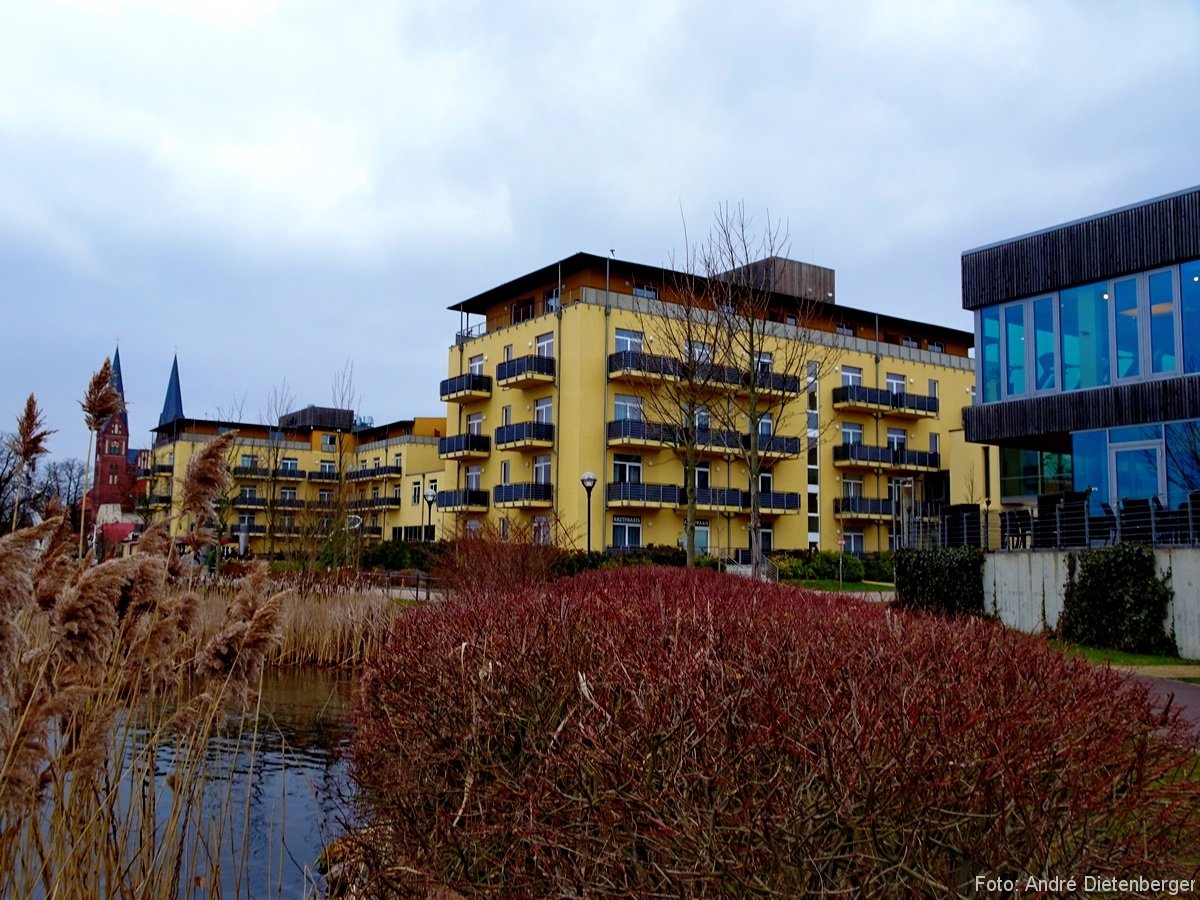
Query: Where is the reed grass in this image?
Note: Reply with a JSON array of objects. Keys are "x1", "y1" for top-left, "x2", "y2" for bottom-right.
[{"x1": 0, "y1": 421, "x2": 290, "y2": 897}]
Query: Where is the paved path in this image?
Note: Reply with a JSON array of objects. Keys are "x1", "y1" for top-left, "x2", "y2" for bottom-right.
[{"x1": 1117, "y1": 666, "x2": 1200, "y2": 736}]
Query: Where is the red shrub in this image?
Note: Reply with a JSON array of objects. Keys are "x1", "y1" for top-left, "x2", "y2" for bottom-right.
[{"x1": 351, "y1": 567, "x2": 1200, "y2": 896}]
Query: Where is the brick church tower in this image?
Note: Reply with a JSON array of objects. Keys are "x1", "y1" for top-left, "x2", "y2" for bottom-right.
[{"x1": 89, "y1": 348, "x2": 145, "y2": 549}]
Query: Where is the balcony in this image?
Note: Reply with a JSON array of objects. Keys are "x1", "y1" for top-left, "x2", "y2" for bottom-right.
[
  {"x1": 275, "y1": 497, "x2": 305, "y2": 509},
  {"x1": 831, "y1": 384, "x2": 939, "y2": 418},
  {"x1": 494, "y1": 421, "x2": 555, "y2": 451},
  {"x1": 496, "y1": 354, "x2": 556, "y2": 388},
  {"x1": 307, "y1": 469, "x2": 341, "y2": 481},
  {"x1": 493, "y1": 482, "x2": 554, "y2": 508},
  {"x1": 696, "y1": 427, "x2": 743, "y2": 454},
  {"x1": 690, "y1": 487, "x2": 743, "y2": 510},
  {"x1": 746, "y1": 370, "x2": 802, "y2": 397},
  {"x1": 606, "y1": 481, "x2": 683, "y2": 508},
  {"x1": 606, "y1": 418, "x2": 678, "y2": 448},
  {"x1": 752, "y1": 491, "x2": 803, "y2": 513},
  {"x1": 275, "y1": 466, "x2": 304, "y2": 480},
  {"x1": 154, "y1": 464, "x2": 173, "y2": 475},
  {"x1": 348, "y1": 465, "x2": 404, "y2": 481},
  {"x1": 438, "y1": 432, "x2": 491, "y2": 460},
  {"x1": 607, "y1": 350, "x2": 681, "y2": 383},
  {"x1": 833, "y1": 496, "x2": 894, "y2": 521},
  {"x1": 751, "y1": 434, "x2": 804, "y2": 458},
  {"x1": 149, "y1": 493, "x2": 173, "y2": 506},
  {"x1": 350, "y1": 496, "x2": 405, "y2": 510},
  {"x1": 437, "y1": 489, "x2": 489, "y2": 512},
  {"x1": 832, "y1": 442, "x2": 941, "y2": 472},
  {"x1": 233, "y1": 495, "x2": 267, "y2": 508},
  {"x1": 233, "y1": 466, "x2": 270, "y2": 479},
  {"x1": 439, "y1": 373, "x2": 492, "y2": 403},
  {"x1": 228, "y1": 523, "x2": 265, "y2": 536}
]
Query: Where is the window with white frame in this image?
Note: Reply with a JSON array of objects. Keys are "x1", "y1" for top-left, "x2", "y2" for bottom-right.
[
  {"x1": 886, "y1": 372, "x2": 906, "y2": 394},
  {"x1": 754, "y1": 351, "x2": 773, "y2": 374},
  {"x1": 534, "y1": 397, "x2": 552, "y2": 424},
  {"x1": 614, "y1": 394, "x2": 643, "y2": 421},
  {"x1": 695, "y1": 461, "x2": 711, "y2": 489},
  {"x1": 613, "y1": 453, "x2": 642, "y2": 484},
  {"x1": 468, "y1": 354, "x2": 484, "y2": 375},
  {"x1": 467, "y1": 413, "x2": 484, "y2": 435},
  {"x1": 886, "y1": 428, "x2": 907, "y2": 451},
  {"x1": 842, "y1": 422, "x2": 863, "y2": 444},
  {"x1": 612, "y1": 516, "x2": 642, "y2": 549},
  {"x1": 687, "y1": 340, "x2": 712, "y2": 363},
  {"x1": 500, "y1": 460, "x2": 511, "y2": 485},
  {"x1": 843, "y1": 529, "x2": 865, "y2": 554},
  {"x1": 501, "y1": 405, "x2": 512, "y2": 426},
  {"x1": 466, "y1": 465, "x2": 482, "y2": 490},
  {"x1": 842, "y1": 475, "x2": 863, "y2": 498},
  {"x1": 615, "y1": 328, "x2": 643, "y2": 352},
  {"x1": 532, "y1": 515, "x2": 551, "y2": 544},
  {"x1": 319, "y1": 460, "x2": 336, "y2": 474},
  {"x1": 841, "y1": 365, "x2": 863, "y2": 387},
  {"x1": 533, "y1": 455, "x2": 551, "y2": 484},
  {"x1": 281, "y1": 457, "x2": 298, "y2": 472},
  {"x1": 321, "y1": 434, "x2": 338, "y2": 452},
  {"x1": 535, "y1": 332, "x2": 554, "y2": 358}
]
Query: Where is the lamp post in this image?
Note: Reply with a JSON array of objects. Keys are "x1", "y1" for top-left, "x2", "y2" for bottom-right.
[
  {"x1": 580, "y1": 471, "x2": 597, "y2": 553},
  {"x1": 423, "y1": 487, "x2": 437, "y2": 542}
]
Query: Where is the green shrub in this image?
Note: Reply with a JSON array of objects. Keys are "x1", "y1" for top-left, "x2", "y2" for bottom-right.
[
  {"x1": 861, "y1": 551, "x2": 894, "y2": 583},
  {"x1": 893, "y1": 546, "x2": 985, "y2": 616},
  {"x1": 1058, "y1": 544, "x2": 1177, "y2": 656}
]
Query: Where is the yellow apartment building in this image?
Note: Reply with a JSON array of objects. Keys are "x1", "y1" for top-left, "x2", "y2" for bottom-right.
[
  {"x1": 436, "y1": 253, "x2": 993, "y2": 557},
  {"x1": 145, "y1": 359, "x2": 445, "y2": 557}
]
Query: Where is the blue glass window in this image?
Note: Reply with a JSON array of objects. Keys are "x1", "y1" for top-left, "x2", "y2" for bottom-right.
[
  {"x1": 1148, "y1": 270, "x2": 1177, "y2": 374},
  {"x1": 1113, "y1": 278, "x2": 1139, "y2": 378},
  {"x1": 1004, "y1": 304, "x2": 1025, "y2": 395},
  {"x1": 1032, "y1": 297, "x2": 1055, "y2": 390},
  {"x1": 1165, "y1": 419, "x2": 1200, "y2": 509},
  {"x1": 1182, "y1": 261, "x2": 1200, "y2": 373},
  {"x1": 1109, "y1": 425, "x2": 1162, "y2": 443},
  {"x1": 1072, "y1": 429, "x2": 1108, "y2": 514},
  {"x1": 980, "y1": 306, "x2": 1001, "y2": 402},
  {"x1": 1059, "y1": 283, "x2": 1110, "y2": 391}
]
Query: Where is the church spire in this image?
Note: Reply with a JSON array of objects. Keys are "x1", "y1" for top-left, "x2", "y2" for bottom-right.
[{"x1": 158, "y1": 355, "x2": 184, "y2": 427}]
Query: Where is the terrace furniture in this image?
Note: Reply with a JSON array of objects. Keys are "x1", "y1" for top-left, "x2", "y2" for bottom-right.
[
  {"x1": 1119, "y1": 498, "x2": 1153, "y2": 544},
  {"x1": 1090, "y1": 502, "x2": 1117, "y2": 546}
]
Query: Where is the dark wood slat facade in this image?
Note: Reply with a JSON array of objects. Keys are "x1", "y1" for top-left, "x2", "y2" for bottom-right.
[
  {"x1": 962, "y1": 187, "x2": 1200, "y2": 311},
  {"x1": 962, "y1": 374, "x2": 1200, "y2": 448}
]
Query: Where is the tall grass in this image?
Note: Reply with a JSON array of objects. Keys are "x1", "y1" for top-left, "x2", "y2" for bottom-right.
[{"x1": 0, "y1": 429, "x2": 289, "y2": 897}]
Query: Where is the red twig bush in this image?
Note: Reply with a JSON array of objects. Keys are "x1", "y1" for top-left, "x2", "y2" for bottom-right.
[{"x1": 351, "y1": 567, "x2": 1200, "y2": 896}]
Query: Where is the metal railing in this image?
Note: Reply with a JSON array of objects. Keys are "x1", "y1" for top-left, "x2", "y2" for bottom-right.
[
  {"x1": 831, "y1": 383, "x2": 939, "y2": 415},
  {"x1": 496, "y1": 354, "x2": 556, "y2": 382},
  {"x1": 437, "y1": 489, "x2": 489, "y2": 509},
  {"x1": 493, "y1": 482, "x2": 554, "y2": 504},
  {"x1": 606, "y1": 481, "x2": 684, "y2": 505},
  {"x1": 833, "y1": 442, "x2": 941, "y2": 470},
  {"x1": 438, "y1": 433, "x2": 492, "y2": 456},
  {"x1": 607, "y1": 350, "x2": 682, "y2": 378},
  {"x1": 439, "y1": 372, "x2": 492, "y2": 397},
  {"x1": 494, "y1": 421, "x2": 555, "y2": 446}
]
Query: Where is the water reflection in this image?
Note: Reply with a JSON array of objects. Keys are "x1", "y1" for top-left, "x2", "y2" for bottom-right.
[{"x1": 175, "y1": 668, "x2": 356, "y2": 898}]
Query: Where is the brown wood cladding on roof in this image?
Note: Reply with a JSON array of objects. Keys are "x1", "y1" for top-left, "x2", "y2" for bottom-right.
[
  {"x1": 963, "y1": 374, "x2": 1200, "y2": 445},
  {"x1": 962, "y1": 188, "x2": 1200, "y2": 311}
]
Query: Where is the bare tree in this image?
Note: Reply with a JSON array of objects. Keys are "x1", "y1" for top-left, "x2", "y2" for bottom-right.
[
  {"x1": 35, "y1": 458, "x2": 86, "y2": 528},
  {"x1": 697, "y1": 203, "x2": 844, "y2": 577},
  {"x1": 0, "y1": 438, "x2": 19, "y2": 536},
  {"x1": 259, "y1": 378, "x2": 296, "y2": 559}
]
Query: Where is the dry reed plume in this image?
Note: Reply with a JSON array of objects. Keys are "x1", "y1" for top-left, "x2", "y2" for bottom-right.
[
  {"x1": 8, "y1": 393, "x2": 55, "y2": 531},
  {"x1": 0, "y1": 383, "x2": 286, "y2": 897}
]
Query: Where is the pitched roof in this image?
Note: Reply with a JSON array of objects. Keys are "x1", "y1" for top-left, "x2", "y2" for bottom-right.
[{"x1": 158, "y1": 355, "x2": 184, "y2": 427}]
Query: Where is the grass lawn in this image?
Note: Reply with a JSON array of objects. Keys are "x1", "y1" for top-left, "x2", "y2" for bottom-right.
[
  {"x1": 787, "y1": 579, "x2": 892, "y2": 594},
  {"x1": 1050, "y1": 640, "x2": 1196, "y2": 667}
]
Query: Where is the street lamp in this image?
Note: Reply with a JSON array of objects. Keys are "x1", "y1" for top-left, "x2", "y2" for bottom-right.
[
  {"x1": 580, "y1": 471, "x2": 597, "y2": 553},
  {"x1": 423, "y1": 487, "x2": 437, "y2": 542}
]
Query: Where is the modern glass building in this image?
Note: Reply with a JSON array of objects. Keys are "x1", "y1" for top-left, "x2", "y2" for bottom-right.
[{"x1": 962, "y1": 187, "x2": 1200, "y2": 518}]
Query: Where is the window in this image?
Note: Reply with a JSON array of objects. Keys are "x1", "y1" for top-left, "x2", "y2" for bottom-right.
[
  {"x1": 843, "y1": 529, "x2": 865, "y2": 555},
  {"x1": 372, "y1": 457, "x2": 381, "y2": 469},
  {"x1": 614, "y1": 328, "x2": 644, "y2": 352},
  {"x1": 533, "y1": 456, "x2": 551, "y2": 484},
  {"x1": 613, "y1": 454, "x2": 642, "y2": 484},
  {"x1": 632, "y1": 285, "x2": 658, "y2": 300},
  {"x1": 695, "y1": 405, "x2": 710, "y2": 428},
  {"x1": 534, "y1": 397, "x2": 552, "y2": 424},
  {"x1": 807, "y1": 360, "x2": 819, "y2": 390},
  {"x1": 281, "y1": 515, "x2": 295, "y2": 532},
  {"x1": 695, "y1": 462, "x2": 711, "y2": 490},
  {"x1": 1059, "y1": 281, "x2": 1111, "y2": 391},
  {"x1": 428, "y1": 479, "x2": 437, "y2": 495},
  {"x1": 466, "y1": 466, "x2": 482, "y2": 490},
  {"x1": 393, "y1": 485, "x2": 402, "y2": 499},
  {"x1": 536, "y1": 332, "x2": 554, "y2": 358},
  {"x1": 411, "y1": 481, "x2": 420, "y2": 505},
  {"x1": 759, "y1": 468, "x2": 774, "y2": 494},
  {"x1": 842, "y1": 422, "x2": 863, "y2": 445},
  {"x1": 757, "y1": 412, "x2": 773, "y2": 437},
  {"x1": 1032, "y1": 296, "x2": 1055, "y2": 390},
  {"x1": 467, "y1": 413, "x2": 484, "y2": 435},
  {"x1": 113, "y1": 422, "x2": 121, "y2": 435},
  {"x1": 533, "y1": 515, "x2": 551, "y2": 544},
  {"x1": 468, "y1": 354, "x2": 484, "y2": 376},
  {"x1": 544, "y1": 287, "x2": 560, "y2": 312},
  {"x1": 281, "y1": 457, "x2": 298, "y2": 472},
  {"x1": 980, "y1": 306, "x2": 1001, "y2": 402},
  {"x1": 754, "y1": 351, "x2": 772, "y2": 374},
  {"x1": 886, "y1": 372, "x2": 905, "y2": 395},
  {"x1": 513, "y1": 298, "x2": 534, "y2": 323},
  {"x1": 614, "y1": 394, "x2": 642, "y2": 421},
  {"x1": 928, "y1": 340, "x2": 945, "y2": 353},
  {"x1": 319, "y1": 460, "x2": 336, "y2": 474},
  {"x1": 238, "y1": 513, "x2": 256, "y2": 528},
  {"x1": 841, "y1": 365, "x2": 862, "y2": 387},
  {"x1": 281, "y1": 488, "x2": 297, "y2": 502},
  {"x1": 1149, "y1": 269, "x2": 1178, "y2": 374},
  {"x1": 500, "y1": 460, "x2": 511, "y2": 485},
  {"x1": 501, "y1": 405, "x2": 512, "y2": 426},
  {"x1": 321, "y1": 434, "x2": 338, "y2": 452},
  {"x1": 842, "y1": 476, "x2": 863, "y2": 498},
  {"x1": 901, "y1": 336, "x2": 918, "y2": 349},
  {"x1": 835, "y1": 323, "x2": 853, "y2": 337},
  {"x1": 928, "y1": 378, "x2": 939, "y2": 399},
  {"x1": 371, "y1": 486, "x2": 380, "y2": 500},
  {"x1": 318, "y1": 489, "x2": 332, "y2": 505},
  {"x1": 612, "y1": 516, "x2": 642, "y2": 549},
  {"x1": 929, "y1": 432, "x2": 940, "y2": 455},
  {"x1": 239, "y1": 486, "x2": 257, "y2": 500},
  {"x1": 1183, "y1": 261, "x2": 1200, "y2": 373},
  {"x1": 886, "y1": 428, "x2": 906, "y2": 452},
  {"x1": 503, "y1": 344, "x2": 514, "y2": 362},
  {"x1": 687, "y1": 340, "x2": 712, "y2": 363},
  {"x1": 808, "y1": 446, "x2": 819, "y2": 486},
  {"x1": 1004, "y1": 304, "x2": 1026, "y2": 395}
]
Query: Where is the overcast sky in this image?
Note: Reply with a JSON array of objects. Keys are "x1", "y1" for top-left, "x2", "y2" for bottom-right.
[{"x1": 3, "y1": 0, "x2": 1198, "y2": 462}]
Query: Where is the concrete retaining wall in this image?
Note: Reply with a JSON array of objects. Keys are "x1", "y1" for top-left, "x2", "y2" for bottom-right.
[{"x1": 983, "y1": 549, "x2": 1200, "y2": 660}]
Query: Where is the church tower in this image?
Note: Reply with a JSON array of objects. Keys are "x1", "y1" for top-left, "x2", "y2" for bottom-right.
[{"x1": 92, "y1": 347, "x2": 135, "y2": 511}]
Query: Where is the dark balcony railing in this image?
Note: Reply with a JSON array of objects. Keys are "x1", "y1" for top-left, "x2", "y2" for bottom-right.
[
  {"x1": 438, "y1": 433, "x2": 492, "y2": 456},
  {"x1": 696, "y1": 427, "x2": 743, "y2": 451},
  {"x1": 275, "y1": 498, "x2": 305, "y2": 508},
  {"x1": 690, "y1": 487, "x2": 743, "y2": 508},
  {"x1": 350, "y1": 497, "x2": 405, "y2": 510},
  {"x1": 693, "y1": 362, "x2": 744, "y2": 387},
  {"x1": 229, "y1": 524, "x2": 265, "y2": 535},
  {"x1": 831, "y1": 383, "x2": 939, "y2": 415},
  {"x1": 607, "y1": 418, "x2": 679, "y2": 444},
  {"x1": 834, "y1": 496, "x2": 894, "y2": 517},
  {"x1": 493, "y1": 482, "x2": 554, "y2": 504},
  {"x1": 233, "y1": 466, "x2": 270, "y2": 478},
  {"x1": 749, "y1": 370, "x2": 802, "y2": 393},
  {"x1": 607, "y1": 350, "x2": 681, "y2": 378},
  {"x1": 605, "y1": 481, "x2": 684, "y2": 505},
  {"x1": 437, "y1": 489, "x2": 489, "y2": 509},
  {"x1": 833, "y1": 442, "x2": 941, "y2": 470},
  {"x1": 349, "y1": 465, "x2": 404, "y2": 480},
  {"x1": 275, "y1": 466, "x2": 304, "y2": 478},
  {"x1": 753, "y1": 491, "x2": 803, "y2": 511},
  {"x1": 494, "y1": 421, "x2": 555, "y2": 446},
  {"x1": 496, "y1": 354, "x2": 555, "y2": 382},
  {"x1": 154, "y1": 464, "x2": 173, "y2": 475},
  {"x1": 307, "y1": 469, "x2": 341, "y2": 481},
  {"x1": 752, "y1": 434, "x2": 803, "y2": 455},
  {"x1": 233, "y1": 495, "x2": 266, "y2": 507},
  {"x1": 439, "y1": 372, "x2": 492, "y2": 398}
]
